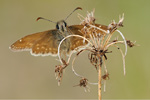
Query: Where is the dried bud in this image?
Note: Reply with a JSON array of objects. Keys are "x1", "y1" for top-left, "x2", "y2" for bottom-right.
[
  {"x1": 108, "y1": 13, "x2": 124, "y2": 33},
  {"x1": 126, "y1": 40, "x2": 136, "y2": 47},
  {"x1": 74, "y1": 78, "x2": 90, "y2": 92},
  {"x1": 102, "y1": 73, "x2": 109, "y2": 80},
  {"x1": 55, "y1": 65, "x2": 63, "y2": 85}
]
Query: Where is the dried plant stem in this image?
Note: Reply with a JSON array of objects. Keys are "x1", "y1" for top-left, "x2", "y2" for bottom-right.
[{"x1": 98, "y1": 62, "x2": 102, "y2": 100}]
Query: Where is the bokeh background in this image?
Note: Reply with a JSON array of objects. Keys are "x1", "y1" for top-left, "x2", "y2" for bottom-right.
[{"x1": 0, "y1": 0, "x2": 150, "y2": 99}]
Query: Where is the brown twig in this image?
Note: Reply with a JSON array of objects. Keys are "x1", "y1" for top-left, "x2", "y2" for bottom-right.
[{"x1": 98, "y1": 61, "x2": 102, "y2": 100}]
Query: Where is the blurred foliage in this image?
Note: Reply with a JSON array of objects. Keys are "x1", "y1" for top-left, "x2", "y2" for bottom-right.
[{"x1": 0, "y1": 0, "x2": 150, "y2": 99}]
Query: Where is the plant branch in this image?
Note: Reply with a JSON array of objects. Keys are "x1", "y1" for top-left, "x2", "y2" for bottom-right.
[{"x1": 98, "y1": 59, "x2": 102, "y2": 100}]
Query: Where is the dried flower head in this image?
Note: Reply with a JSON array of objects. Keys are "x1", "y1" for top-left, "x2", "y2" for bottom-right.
[
  {"x1": 78, "y1": 8, "x2": 96, "y2": 26},
  {"x1": 56, "y1": 9, "x2": 137, "y2": 99},
  {"x1": 102, "y1": 73, "x2": 109, "y2": 80},
  {"x1": 74, "y1": 78, "x2": 90, "y2": 92},
  {"x1": 55, "y1": 58, "x2": 68, "y2": 85},
  {"x1": 126, "y1": 40, "x2": 139, "y2": 47}
]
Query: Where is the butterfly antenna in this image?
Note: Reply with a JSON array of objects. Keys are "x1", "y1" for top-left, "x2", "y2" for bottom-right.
[
  {"x1": 64, "y1": 7, "x2": 82, "y2": 21},
  {"x1": 36, "y1": 17, "x2": 57, "y2": 23}
]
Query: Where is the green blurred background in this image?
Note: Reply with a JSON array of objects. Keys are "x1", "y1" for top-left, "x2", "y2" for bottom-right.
[{"x1": 0, "y1": 0, "x2": 149, "y2": 99}]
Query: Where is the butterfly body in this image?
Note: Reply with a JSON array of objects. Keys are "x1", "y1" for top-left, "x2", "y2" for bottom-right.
[{"x1": 55, "y1": 20, "x2": 72, "y2": 54}]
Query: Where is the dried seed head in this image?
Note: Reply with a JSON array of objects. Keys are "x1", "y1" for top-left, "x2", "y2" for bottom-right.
[
  {"x1": 126, "y1": 40, "x2": 138, "y2": 47},
  {"x1": 74, "y1": 78, "x2": 90, "y2": 92},
  {"x1": 55, "y1": 65, "x2": 63, "y2": 85},
  {"x1": 102, "y1": 73, "x2": 109, "y2": 80},
  {"x1": 108, "y1": 13, "x2": 124, "y2": 33},
  {"x1": 78, "y1": 9, "x2": 96, "y2": 26},
  {"x1": 55, "y1": 59, "x2": 68, "y2": 86},
  {"x1": 56, "y1": 8, "x2": 133, "y2": 94}
]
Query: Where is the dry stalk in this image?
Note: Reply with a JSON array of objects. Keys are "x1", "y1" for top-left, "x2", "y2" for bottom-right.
[{"x1": 98, "y1": 60, "x2": 102, "y2": 100}]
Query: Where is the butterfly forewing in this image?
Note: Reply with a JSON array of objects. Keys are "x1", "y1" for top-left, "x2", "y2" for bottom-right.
[
  {"x1": 10, "y1": 29, "x2": 59, "y2": 56},
  {"x1": 10, "y1": 30, "x2": 50, "y2": 51},
  {"x1": 68, "y1": 25, "x2": 84, "y2": 35},
  {"x1": 31, "y1": 30, "x2": 59, "y2": 56},
  {"x1": 95, "y1": 24, "x2": 109, "y2": 34}
]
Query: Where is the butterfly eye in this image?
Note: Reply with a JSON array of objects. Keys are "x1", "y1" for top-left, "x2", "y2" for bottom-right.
[
  {"x1": 64, "y1": 21, "x2": 67, "y2": 27},
  {"x1": 56, "y1": 23, "x2": 59, "y2": 29}
]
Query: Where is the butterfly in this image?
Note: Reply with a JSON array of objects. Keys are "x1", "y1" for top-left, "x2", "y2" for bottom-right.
[{"x1": 9, "y1": 7, "x2": 109, "y2": 57}]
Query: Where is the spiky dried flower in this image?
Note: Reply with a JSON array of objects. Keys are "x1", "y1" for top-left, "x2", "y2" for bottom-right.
[{"x1": 74, "y1": 78, "x2": 90, "y2": 92}]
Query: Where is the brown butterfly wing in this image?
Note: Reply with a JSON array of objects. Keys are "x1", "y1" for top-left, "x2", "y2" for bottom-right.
[
  {"x1": 10, "y1": 29, "x2": 59, "y2": 56},
  {"x1": 68, "y1": 24, "x2": 108, "y2": 36},
  {"x1": 94, "y1": 24, "x2": 109, "y2": 34},
  {"x1": 68, "y1": 24, "x2": 109, "y2": 52},
  {"x1": 31, "y1": 30, "x2": 59, "y2": 56},
  {"x1": 70, "y1": 36, "x2": 88, "y2": 51},
  {"x1": 68, "y1": 25, "x2": 88, "y2": 52},
  {"x1": 10, "y1": 30, "x2": 50, "y2": 51},
  {"x1": 68, "y1": 25, "x2": 84, "y2": 36}
]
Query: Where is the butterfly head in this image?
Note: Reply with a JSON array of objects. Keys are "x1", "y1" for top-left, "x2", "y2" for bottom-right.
[
  {"x1": 56, "y1": 20, "x2": 67, "y2": 32},
  {"x1": 36, "y1": 7, "x2": 82, "y2": 33}
]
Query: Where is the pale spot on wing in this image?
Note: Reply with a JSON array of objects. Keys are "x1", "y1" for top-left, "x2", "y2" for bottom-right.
[
  {"x1": 36, "y1": 44, "x2": 40, "y2": 46},
  {"x1": 29, "y1": 43, "x2": 33, "y2": 46},
  {"x1": 19, "y1": 39, "x2": 22, "y2": 42},
  {"x1": 41, "y1": 46, "x2": 45, "y2": 49},
  {"x1": 49, "y1": 48, "x2": 52, "y2": 51}
]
